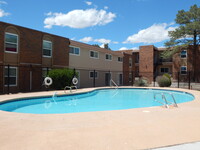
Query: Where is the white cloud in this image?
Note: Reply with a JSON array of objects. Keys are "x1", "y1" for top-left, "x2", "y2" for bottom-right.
[
  {"x1": 94, "y1": 38, "x2": 111, "y2": 44},
  {"x1": 0, "y1": 1, "x2": 7, "y2": 5},
  {"x1": 119, "y1": 47, "x2": 129, "y2": 50},
  {"x1": 0, "y1": 1, "x2": 10, "y2": 17},
  {"x1": 104, "y1": 6, "x2": 108, "y2": 10},
  {"x1": 124, "y1": 23, "x2": 177, "y2": 44},
  {"x1": 119, "y1": 47, "x2": 138, "y2": 50},
  {"x1": 100, "y1": 44, "x2": 104, "y2": 48},
  {"x1": 85, "y1": 1, "x2": 92, "y2": 6},
  {"x1": 112, "y1": 41, "x2": 119, "y2": 44},
  {"x1": 70, "y1": 37, "x2": 76, "y2": 40},
  {"x1": 44, "y1": 8, "x2": 116, "y2": 29},
  {"x1": 79, "y1": 37, "x2": 93, "y2": 43},
  {"x1": 79, "y1": 37, "x2": 111, "y2": 44},
  {"x1": 132, "y1": 47, "x2": 139, "y2": 50},
  {"x1": 0, "y1": 9, "x2": 9, "y2": 17}
]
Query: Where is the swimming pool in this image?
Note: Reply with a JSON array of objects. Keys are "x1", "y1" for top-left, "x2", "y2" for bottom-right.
[{"x1": 0, "y1": 88, "x2": 194, "y2": 114}]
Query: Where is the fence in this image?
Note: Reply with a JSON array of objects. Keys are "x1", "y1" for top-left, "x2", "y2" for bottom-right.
[{"x1": 0, "y1": 64, "x2": 200, "y2": 94}]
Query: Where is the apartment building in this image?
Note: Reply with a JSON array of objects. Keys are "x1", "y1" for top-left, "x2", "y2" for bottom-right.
[
  {"x1": 69, "y1": 40, "x2": 124, "y2": 88},
  {"x1": 121, "y1": 45, "x2": 200, "y2": 83},
  {"x1": 0, "y1": 21, "x2": 199, "y2": 94},
  {"x1": 0, "y1": 21, "x2": 70, "y2": 93}
]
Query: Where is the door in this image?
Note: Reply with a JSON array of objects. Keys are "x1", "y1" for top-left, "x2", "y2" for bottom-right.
[
  {"x1": 118, "y1": 73, "x2": 123, "y2": 85},
  {"x1": 105, "y1": 73, "x2": 110, "y2": 86}
]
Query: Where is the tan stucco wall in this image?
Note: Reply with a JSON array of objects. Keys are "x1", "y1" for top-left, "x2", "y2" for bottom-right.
[
  {"x1": 69, "y1": 46, "x2": 123, "y2": 88},
  {"x1": 69, "y1": 47, "x2": 122, "y2": 71}
]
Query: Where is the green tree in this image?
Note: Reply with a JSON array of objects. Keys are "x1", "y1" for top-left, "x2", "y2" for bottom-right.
[
  {"x1": 92, "y1": 44, "x2": 100, "y2": 48},
  {"x1": 104, "y1": 43, "x2": 111, "y2": 50},
  {"x1": 163, "y1": 4, "x2": 200, "y2": 79}
]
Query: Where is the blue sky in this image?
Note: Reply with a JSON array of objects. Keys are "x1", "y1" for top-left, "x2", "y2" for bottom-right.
[{"x1": 0, "y1": 0, "x2": 200, "y2": 50}]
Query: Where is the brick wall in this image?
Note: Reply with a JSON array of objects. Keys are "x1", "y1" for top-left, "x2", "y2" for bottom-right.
[
  {"x1": 0, "y1": 66, "x2": 3, "y2": 94},
  {"x1": 0, "y1": 21, "x2": 70, "y2": 93},
  {"x1": 123, "y1": 53, "x2": 130, "y2": 85},
  {"x1": 139, "y1": 45, "x2": 154, "y2": 82},
  {"x1": 53, "y1": 37, "x2": 69, "y2": 67}
]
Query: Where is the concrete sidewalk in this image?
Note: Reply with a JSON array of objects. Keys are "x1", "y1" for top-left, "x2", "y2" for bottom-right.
[{"x1": 0, "y1": 87, "x2": 200, "y2": 150}]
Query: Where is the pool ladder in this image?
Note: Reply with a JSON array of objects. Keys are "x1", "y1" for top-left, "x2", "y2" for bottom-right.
[{"x1": 154, "y1": 93, "x2": 178, "y2": 108}]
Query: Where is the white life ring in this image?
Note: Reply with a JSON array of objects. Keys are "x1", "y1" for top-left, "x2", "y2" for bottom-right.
[
  {"x1": 44, "y1": 77, "x2": 53, "y2": 86},
  {"x1": 72, "y1": 77, "x2": 78, "y2": 85}
]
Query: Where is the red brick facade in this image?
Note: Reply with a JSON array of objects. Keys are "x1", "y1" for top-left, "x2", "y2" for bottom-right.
[
  {"x1": 0, "y1": 21, "x2": 70, "y2": 94},
  {"x1": 139, "y1": 45, "x2": 155, "y2": 82}
]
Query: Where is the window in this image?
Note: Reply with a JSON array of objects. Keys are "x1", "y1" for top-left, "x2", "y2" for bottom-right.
[
  {"x1": 105, "y1": 54, "x2": 112, "y2": 60},
  {"x1": 89, "y1": 71, "x2": 98, "y2": 78},
  {"x1": 180, "y1": 50, "x2": 187, "y2": 58},
  {"x1": 5, "y1": 33, "x2": 18, "y2": 53},
  {"x1": 181, "y1": 66, "x2": 187, "y2": 75},
  {"x1": 70, "y1": 46, "x2": 80, "y2": 55},
  {"x1": 43, "y1": 40, "x2": 52, "y2": 57},
  {"x1": 160, "y1": 68, "x2": 169, "y2": 73},
  {"x1": 129, "y1": 58, "x2": 132, "y2": 67},
  {"x1": 90, "y1": 51, "x2": 99, "y2": 59},
  {"x1": 4, "y1": 67, "x2": 17, "y2": 86},
  {"x1": 118, "y1": 57, "x2": 123, "y2": 62}
]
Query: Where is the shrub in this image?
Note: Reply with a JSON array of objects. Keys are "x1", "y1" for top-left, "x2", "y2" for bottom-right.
[
  {"x1": 163, "y1": 73, "x2": 171, "y2": 80},
  {"x1": 134, "y1": 77, "x2": 149, "y2": 86},
  {"x1": 157, "y1": 75, "x2": 171, "y2": 87},
  {"x1": 48, "y1": 68, "x2": 78, "y2": 90}
]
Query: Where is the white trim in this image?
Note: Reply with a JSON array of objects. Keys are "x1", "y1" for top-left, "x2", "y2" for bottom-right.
[
  {"x1": 89, "y1": 50, "x2": 99, "y2": 59},
  {"x1": 69, "y1": 46, "x2": 80, "y2": 56},
  {"x1": 89, "y1": 71, "x2": 98, "y2": 79},
  {"x1": 42, "y1": 40, "x2": 52, "y2": 58},
  {"x1": 5, "y1": 32, "x2": 18, "y2": 54},
  {"x1": 4, "y1": 66, "x2": 18, "y2": 87},
  {"x1": 43, "y1": 55, "x2": 52, "y2": 58},
  {"x1": 180, "y1": 66, "x2": 187, "y2": 75}
]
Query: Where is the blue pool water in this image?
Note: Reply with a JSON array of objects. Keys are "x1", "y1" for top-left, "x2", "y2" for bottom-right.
[{"x1": 0, "y1": 88, "x2": 194, "y2": 114}]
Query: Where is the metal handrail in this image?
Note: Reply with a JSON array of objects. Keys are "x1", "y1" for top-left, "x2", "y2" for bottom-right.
[
  {"x1": 154, "y1": 95, "x2": 167, "y2": 108},
  {"x1": 154, "y1": 93, "x2": 168, "y2": 108},
  {"x1": 52, "y1": 92, "x2": 58, "y2": 104},
  {"x1": 170, "y1": 93, "x2": 178, "y2": 107},
  {"x1": 154, "y1": 92, "x2": 178, "y2": 108},
  {"x1": 64, "y1": 86, "x2": 77, "y2": 93},
  {"x1": 164, "y1": 92, "x2": 178, "y2": 107},
  {"x1": 110, "y1": 79, "x2": 118, "y2": 89}
]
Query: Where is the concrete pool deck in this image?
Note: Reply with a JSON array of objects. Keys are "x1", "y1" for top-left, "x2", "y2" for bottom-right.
[{"x1": 0, "y1": 87, "x2": 200, "y2": 150}]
